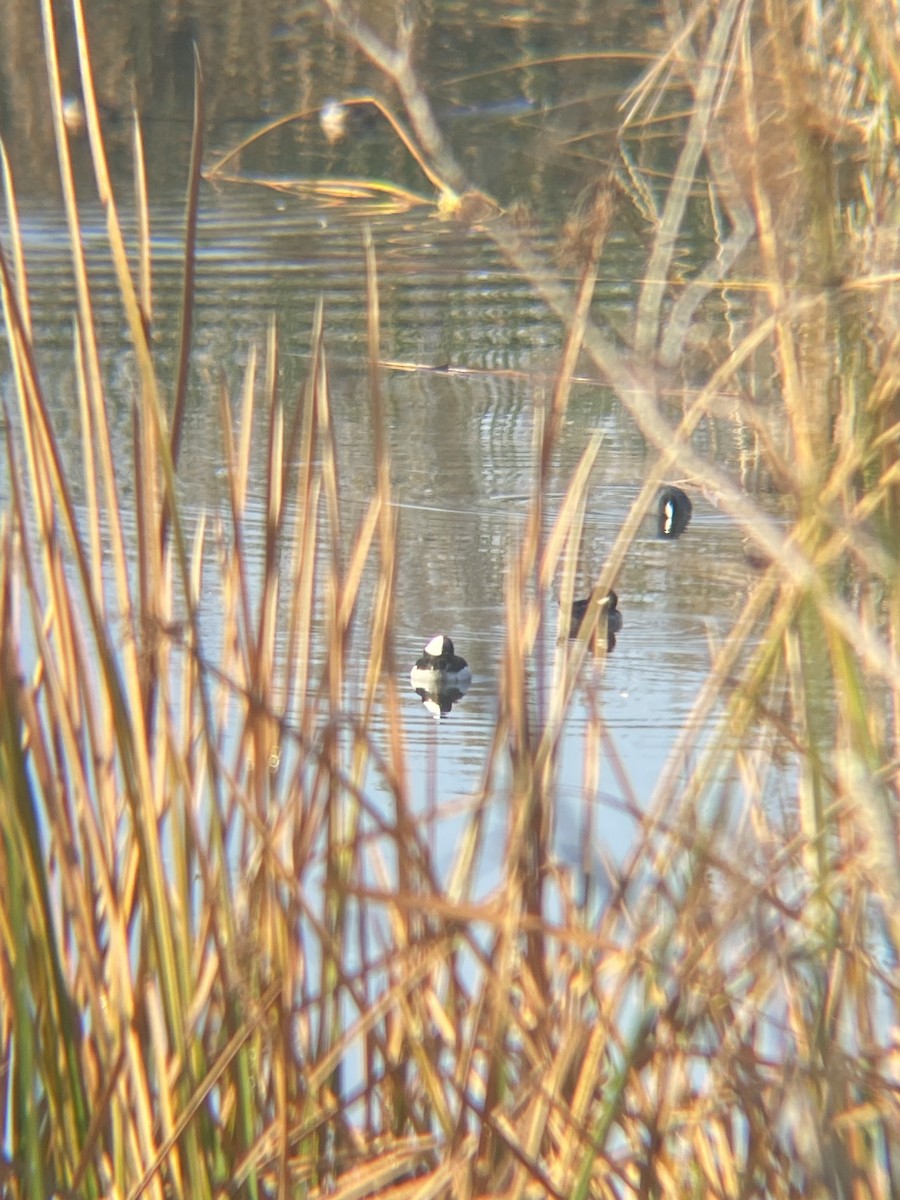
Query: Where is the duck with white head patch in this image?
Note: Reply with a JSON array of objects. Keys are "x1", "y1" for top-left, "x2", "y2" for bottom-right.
[
  {"x1": 569, "y1": 589, "x2": 623, "y2": 639},
  {"x1": 410, "y1": 634, "x2": 472, "y2": 689},
  {"x1": 657, "y1": 485, "x2": 692, "y2": 539}
]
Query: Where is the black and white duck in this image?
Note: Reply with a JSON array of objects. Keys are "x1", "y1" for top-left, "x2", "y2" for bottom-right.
[
  {"x1": 409, "y1": 634, "x2": 472, "y2": 689},
  {"x1": 657, "y1": 485, "x2": 692, "y2": 539},
  {"x1": 568, "y1": 589, "x2": 623, "y2": 644}
]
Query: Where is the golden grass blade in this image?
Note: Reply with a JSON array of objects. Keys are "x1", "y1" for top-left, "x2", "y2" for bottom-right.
[
  {"x1": 283, "y1": 323, "x2": 322, "y2": 740},
  {"x1": 0, "y1": 141, "x2": 31, "y2": 340},
  {"x1": 221, "y1": 345, "x2": 258, "y2": 678},
  {"x1": 206, "y1": 170, "x2": 434, "y2": 213},
  {"x1": 68, "y1": 0, "x2": 153, "y2": 368},
  {"x1": 133, "y1": 352, "x2": 162, "y2": 708},
  {"x1": 73, "y1": 303, "x2": 106, "y2": 618},
  {"x1": 133, "y1": 112, "x2": 152, "y2": 336},
  {"x1": 247, "y1": 321, "x2": 284, "y2": 809},
  {"x1": 169, "y1": 47, "x2": 204, "y2": 476}
]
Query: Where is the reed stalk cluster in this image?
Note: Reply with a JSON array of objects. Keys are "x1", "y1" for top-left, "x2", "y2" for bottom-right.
[{"x1": 1, "y1": 0, "x2": 899, "y2": 1196}]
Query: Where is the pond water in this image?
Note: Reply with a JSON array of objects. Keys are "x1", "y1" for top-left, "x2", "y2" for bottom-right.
[{"x1": 0, "y1": 0, "x2": 783, "y2": 874}]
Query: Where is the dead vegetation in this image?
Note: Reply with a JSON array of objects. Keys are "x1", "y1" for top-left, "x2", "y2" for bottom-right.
[{"x1": 1, "y1": 0, "x2": 900, "y2": 1197}]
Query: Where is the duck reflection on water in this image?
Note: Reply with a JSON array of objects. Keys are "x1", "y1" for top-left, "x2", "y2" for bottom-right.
[{"x1": 413, "y1": 683, "x2": 470, "y2": 719}]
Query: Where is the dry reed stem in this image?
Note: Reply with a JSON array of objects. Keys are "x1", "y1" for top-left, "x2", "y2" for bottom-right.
[
  {"x1": 632, "y1": 0, "x2": 744, "y2": 356},
  {"x1": 2, "y1": 1, "x2": 900, "y2": 1196}
]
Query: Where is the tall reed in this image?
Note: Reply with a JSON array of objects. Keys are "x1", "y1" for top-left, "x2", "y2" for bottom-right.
[{"x1": 2, "y1": 0, "x2": 900, "y2": 1197}]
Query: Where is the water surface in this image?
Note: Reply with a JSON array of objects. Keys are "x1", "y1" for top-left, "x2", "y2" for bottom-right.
[{"x1": 0, "y1": 1, "x2": 781, "y2": 873}]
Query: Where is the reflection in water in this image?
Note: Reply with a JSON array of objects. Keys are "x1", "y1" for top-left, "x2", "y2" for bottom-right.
[
  {"x1": 657, "y1": 485, "x2": 693, "y2": 539},
  {"x1": 0, "y1": 0, "x2": 644, "y2": 207},
  {"x1": 413, "y1": 681, "x2": 471, "y2": 720}
]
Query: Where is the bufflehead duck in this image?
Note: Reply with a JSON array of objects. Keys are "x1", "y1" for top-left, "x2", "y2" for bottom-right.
[
  {"x1": 568, "y1": 589, "x2": 623, "y2": 642},
  {"x1": 410, "y1": 635, "x2": 472, "y2": 688},
  {"x1": 657, "y1": 485, "x2": 692, "y2": 539}
]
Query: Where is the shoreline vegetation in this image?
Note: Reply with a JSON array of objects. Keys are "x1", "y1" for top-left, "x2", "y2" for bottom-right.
[{"x1": 2, "y1": 1, "x2": 900, "y2": 1197}]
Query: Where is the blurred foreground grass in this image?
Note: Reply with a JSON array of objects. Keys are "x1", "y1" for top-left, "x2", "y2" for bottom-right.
[{"x1": 2, "y1": 0, "x2": 900, "y2": 1197}]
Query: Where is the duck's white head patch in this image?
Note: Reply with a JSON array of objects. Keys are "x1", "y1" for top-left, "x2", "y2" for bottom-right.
[{"x1": 424, "y1": 634, "x2": 445, "y2": 656}]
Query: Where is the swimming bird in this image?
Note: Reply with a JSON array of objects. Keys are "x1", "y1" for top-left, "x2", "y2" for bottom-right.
[
  {"x1": 409, "y1": 634, "x2": 472, "y2": 688},
  {"x1": 568, "y1": 589, "x2": 623, "y2": 645},
  {"x1": 657, "y1": 485, "x2": 692, "y2": 539}
]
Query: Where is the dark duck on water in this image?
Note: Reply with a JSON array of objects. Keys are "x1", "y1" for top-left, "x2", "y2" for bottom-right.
[
  {"x1": 567, "y1": 589, "x2": 623, "y2": 651},
  {"x1": 657, "y1": 485, "x2": 692, "y2": 539}
]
